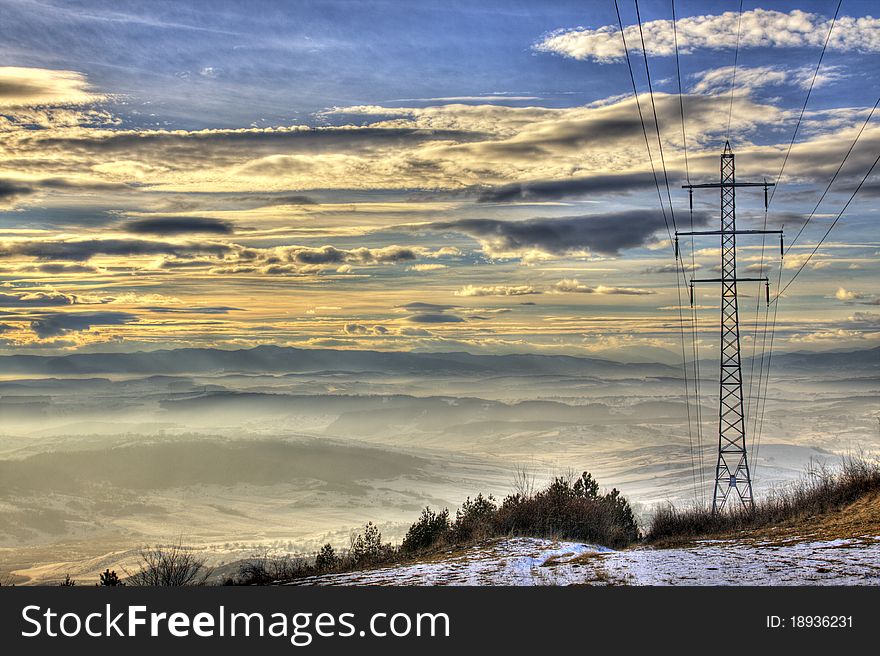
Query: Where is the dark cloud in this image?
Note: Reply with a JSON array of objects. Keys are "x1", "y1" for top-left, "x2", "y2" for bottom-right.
[
  {"x1": 641, "y1": 263, "x2": 700, "y2": 274},
  {"x1": 396, "y1": 302, "x2": 457, "y2": 312},
  {"x1": 284, "y1": 245, "x2": 420, "y2": 266},
  {"x1": 0, "y1": 238, "x2": 231, "y2": 261},
  {"x1": 0, "y1": 179, "x2": 35, "y2": 204},
  {"x1": 406, "y1": 313, "x2": 465, "y2": 323},
  {"x1": 141, "y1": 306, "x2": 243, "y2": 314},
  {"x1": 30, "y1": 311, "x2": 138, "y2": 338},
  {"x1": 244, "y1": 194, "x2": 317, "y2": 207},
  {"x1": 342, "y1": 323, "x2": 389, "y2": 335},
  {"x1": 0, "y1": 291, "x2": 86, "y2": 307},
  {"x1": 27, "y1": 263, "x2": 102, "y2": 274},
  {"x1": 31, "y1": 127, "x2": 485, "y2": 172},
  {"x1": 425, "y1": 210, "x2": 709, "y2": 256},
  {"x1": 476, "y1": 172, "x2": 660, "y2": 203},
  {"x1": 125, "y1": 216, "x2": 234, "y2": 235}
]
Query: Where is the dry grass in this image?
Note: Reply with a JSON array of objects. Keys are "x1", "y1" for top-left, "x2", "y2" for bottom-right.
[{"x1": 646, "y1": 455, "x2": 880, "y2": 545}]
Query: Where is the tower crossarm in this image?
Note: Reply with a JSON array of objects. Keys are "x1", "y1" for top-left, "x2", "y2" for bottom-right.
[
  {"x1": 682, "y1": 182, "x2": 774, "y2": 189},
  {"x1": 676, "y1": 229, "x2": 782, "y2": 236}
]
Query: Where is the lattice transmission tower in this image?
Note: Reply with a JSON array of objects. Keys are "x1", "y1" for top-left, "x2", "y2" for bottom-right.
[{"x1": 676, "y1": 141, "x2": 783, "y2": 513}]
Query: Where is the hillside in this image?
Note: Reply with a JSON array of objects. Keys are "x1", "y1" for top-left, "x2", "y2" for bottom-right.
[{"x1": 287, "y1": 492, "x2": 880, "y2": 586}]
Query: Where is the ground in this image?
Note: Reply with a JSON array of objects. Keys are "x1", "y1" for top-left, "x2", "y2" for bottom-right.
[{"x1": 286, "y1": 493, "x2": 880, "y2": 586}]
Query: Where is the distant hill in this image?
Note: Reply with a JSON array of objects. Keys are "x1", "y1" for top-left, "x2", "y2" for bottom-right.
[
  {"x1": 0, "y1": 345, "x2": 677, "y2": 377},
  {"x1": 0, "y1": 344, "x2": 875, "y2": 377}
]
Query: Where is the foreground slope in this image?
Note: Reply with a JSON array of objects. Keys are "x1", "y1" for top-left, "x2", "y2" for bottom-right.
[{"x1": 288, "y1": 492, "x2": 880, "y2": 586}]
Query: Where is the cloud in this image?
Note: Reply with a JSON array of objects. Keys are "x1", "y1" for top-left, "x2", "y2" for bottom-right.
[
  {"x1": 141, "y1": 306, "x2": 243, "y2": 314},
  {"x1": 29, "y1": 311, "x2": 137, "y2": 338},
  {"x1": 641, "y1": 262, "x2": 700, "y2": 274},
  {"x1": 0, "y1": 291, "x2": 107, "y2": 307},
  {"x1": 279, "y1": 244, "x2": 421, "y2": 266},
  {"x1": 125, "y1": 216, "x2": 234, "y2": 235},
  {"x1": 690, "y1": 65, "x2": 847, "y2": 95},
  {"x1": 22, "y1": 263, "x2": 102, "y2": 274},
  {"x1": 476, "y1": 172, "x2": 660, "y2": 203},
  {"x1": 0, "y1": 67, "x2": 106, "y2": 107},
  {"x1": 835, "y1": 287, "x2": 864, "y2": 301},
  {"x1": 342, "y1": 323, "x2": 389, "y2": 335},
  {"x1": 850, "y1": 311, "x2": 880, "y2": 327},
  {"x1": 425, "y1": 210, "x2": 708, "y2": 258},
  {"x1": 406, "y1": 313, "x2": 465, "y2": 323},
  {"x1": 0, "y1": 179, "x2": 36, "y2": 207},
  {"x1": 534, "y1": 10, "x2": 880, "y2": 63},
  {"x1": 552, "y1": 279, "x2": 655, "y2": 295},
  {"x1": 408, "y1": 263, "x2": 447, "y2": 272},
  {"x1": 396, "y1": 302, "x2": 457, "y2": 312},
  {"x1": 0, "y1": 238, "x2": 231, "y2": 261},
  {"x1": 454, "y1": 285, "x2": 540, "y2": 297}
]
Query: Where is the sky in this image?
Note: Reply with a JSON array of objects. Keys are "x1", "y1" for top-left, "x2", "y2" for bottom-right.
[{"x1": 0, "y1": 0, "x2": 879, "y2": 361}]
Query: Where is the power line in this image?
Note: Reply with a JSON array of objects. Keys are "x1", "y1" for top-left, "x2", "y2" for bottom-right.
[
  {"x1": 613, "y1": 0, "x2": 673, "y2": 242},
  {"x1": 672, "y1": 0, "x2": 705, "y2": 500},
  {"x1": 634, "y1": 0, "x2": 699, "y2": 500},
  {"x1": 752, "y1": 0, "x2": 843, "y2": 477},
  {"x1": 726, "y1": 0, "x2": 745, "y2": 142},
  {"x1": 635, "y1": 0, "x2": 678, "y2": 233},
  {"x1": 768, "y1": 0, "x2": 842, "y2": 206},
  {"x1": 616, "y1": 0, "x2": 698, "y2": 500},
  {"x1": 786, "y1": 95, "x2": 880, "y2": 255},
  {"x1": 776, "y1": 149, "x2": 880, "y2": 299}
]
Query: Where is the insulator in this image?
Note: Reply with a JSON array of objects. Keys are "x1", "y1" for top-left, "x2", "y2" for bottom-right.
[
  {"x1": 780, "y1": 233, "x2": 784, "y2": 259},
  {"x1": 674, "y1": 236, "x2": 679, "y2": 260},
  {"x1": 689, "y1": 283, "x2": 694, "y2": 307},
  {"x1": 766, "y1": 281, "x2": 770, "y2": 306},
  {"x1": 764, "y1": 184, "x2": 768, "y2": 210},
  {"x1": 689, "y1": 188, "x2": 693, "y2": 211}
]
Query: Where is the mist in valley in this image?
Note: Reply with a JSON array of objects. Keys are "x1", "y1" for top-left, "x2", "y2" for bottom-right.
[{"x1": 0, "y1": 345, "x2": 877, "y2": 583}]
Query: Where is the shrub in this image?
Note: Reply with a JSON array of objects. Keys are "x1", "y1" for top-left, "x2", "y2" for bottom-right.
[
  {"x1": 401, "y1": 507, "x2": 450, "y2": 554},
  {"x1": 451, "y1": 494, "x2": 497, "y2": 542},
  {"x1": 349, "y1": 522, "x2": 389, "y2": 566},
  {"x1": 60, "y1": 574, "x2": 76, "y2": 587},
  {"x1": 98, "y1": 569, "x2": 122, "y2": 586},
  {"x1": 315, "y1": 544, "x2": 338, "y2": 572},
  {"x1": 237, "y1": 552, "x2": 310, "y2": 585},
  {"x1": 126, "y1": 544, "x2": 213, "y2": 586},
  {"x1": 492, "y1": 472, "x2": 639, "y2": 548}
]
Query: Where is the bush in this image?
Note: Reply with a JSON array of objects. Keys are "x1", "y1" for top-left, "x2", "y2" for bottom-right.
[
  {"x1": 492, "y1": 472, "x2": 639, "y2": 548},
  {"x1": 237, "y1": 552, "x2": 310, "y2": 585},
  {"x1": 98, "y1": 569, "x2": 123, "y2": 586},
  {"x1": 646, "y1": 455, "x2": 880, "y2": 542},
  {"x1": 349, "y1": 522, "x2": 390, "y2": 565},
  {"x1": 401, "y1": 507, "x2": 450, "y2": 553},
  {"x1": 315, "y1": 544, "x2": 338, "y2": 572},
  {"x1": 126, "y1": 544, "x2": 213, "y2": 586},
  {"x1": 60, "y1": 574, "x2": 76, "y2": 587},
  {"x1": 451, "y1": 494, "x2": 497, "y2": 542}
]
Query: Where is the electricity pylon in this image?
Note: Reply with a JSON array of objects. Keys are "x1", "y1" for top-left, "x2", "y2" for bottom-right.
[{"x1": 676, "y1": 141, "x2": 783, "y2": 513}]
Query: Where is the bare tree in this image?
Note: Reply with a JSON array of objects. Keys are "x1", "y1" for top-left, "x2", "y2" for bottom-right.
[
  {"x1": 126, "y1": 543, "x2": 213, "y2": 586},
  {"x1": 511, "y1": 464, "x2": 535, "y2": 499}
]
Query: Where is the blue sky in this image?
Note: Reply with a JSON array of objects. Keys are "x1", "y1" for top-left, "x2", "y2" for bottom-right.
[{"x1": 0, "y1": 0, "x2": 878, "y2": 359}]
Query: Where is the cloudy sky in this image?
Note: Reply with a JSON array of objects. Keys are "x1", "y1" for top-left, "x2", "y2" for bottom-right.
[{"x1": 0, "y1": 0, "x2": 878, "y2": 360}]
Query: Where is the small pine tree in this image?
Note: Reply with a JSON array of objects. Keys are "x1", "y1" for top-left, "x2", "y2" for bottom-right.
[
  {"x1": 350, "y1": 522, "x2": 385, "y2": 565},
  {"x1": 573, "y1": 472, "x2": 600, "y2": 499},
  {"x1": 401, "y1": 507, "x2": 450, "y2": 553},
  {"x1": 315, "y1": 544, "x2": 337, "y2": 571},
  {"x1": 98, "y1": 569, "x2": 122, "y2": 586}
]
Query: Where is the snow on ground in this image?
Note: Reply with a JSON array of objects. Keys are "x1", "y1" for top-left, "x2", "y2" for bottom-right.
[
  {"x1": 606, "y1": 536, "x2": 880, "y2": 585},
  {"x1": 287, "y1": 535, "x2": 880, "y2": 586},
  {"x1": 288, "y1": 538, "x2": 613, "y2": 586}
]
